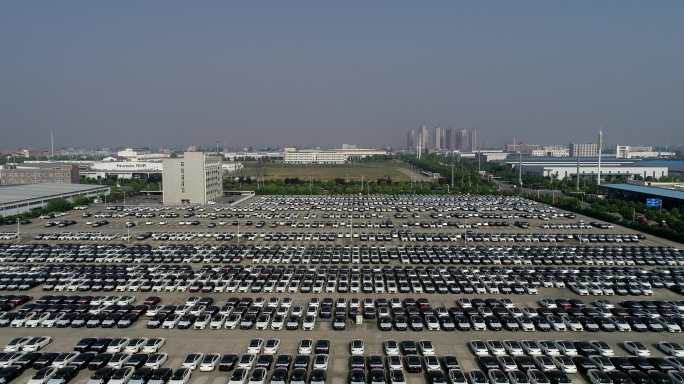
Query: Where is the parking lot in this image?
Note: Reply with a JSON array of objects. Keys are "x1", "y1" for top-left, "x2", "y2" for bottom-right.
[{"x1": 0, "y1": 195, "x2": 682, "y2": 384}]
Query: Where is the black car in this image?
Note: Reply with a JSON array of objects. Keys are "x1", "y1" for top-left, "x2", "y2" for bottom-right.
[
  {"x1": 606, "y1": 370, "x2": 634, "y2": 384},
  {"x1": 74, "y1": 338, "x2": 98, "y2": 352},
  {"x1": 52, "y1": 367, "x2": 78, "y2": 384},
  {"x1": 150, "y1": 368, "x2": 173, "y2": 383},
  {"x1": 88, "y1": 367, "x2": 116, "y2": 384},
  {"x1": 271, "y1": 367, "x2": 289, "y2": 383},
  {"x1": 33, "y1": 352, "x2": 59, "y2": 370},
  {"x1": 68, "y1": 352, "x2": 95, "y2": 370},
  {"x1": 125, "y1": 354, "x2": 149, "y2": 369},
  {"x1": 405, "y1": 355, "x2": 422, "y2": 373},
  {"x1": 219, "y1": 354, "x2": 238, "y2": 371},
  {"x1": 291, "y1": 368, "x2": 307, "y2": 383},
  {"x1": 0, "y1": 367, "x2": 21, "y2": 384},
  {"x1": 348, "y1": 368, "x2": 365, "y2": 384},
  {"x1": 88, "y1": 353, "x2": 113, "y2": 370}
]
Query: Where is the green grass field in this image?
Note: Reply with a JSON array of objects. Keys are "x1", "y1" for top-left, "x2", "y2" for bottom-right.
[{"x1": 241, "y1": 160, "x2": 427, "y2": 182}]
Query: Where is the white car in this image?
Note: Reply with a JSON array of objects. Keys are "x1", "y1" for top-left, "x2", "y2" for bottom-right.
[
  {"x1": 503, "y1": 341, "x2": 524, "y2": 356},
  {"x1": 0, "y1": 352, "x2": 24, "y2": 368},
  {"x1": 313, "y1": 354, "x2": 329, "y2": 370},
  {"x1": 199, "y1": 353, "x2": 221, "y2": 372},
  {"x1": 108, "y1": 366, "x2": 135, "y2": 384},
  {"x1": 247, "y1": 339, "x2": 263, "y2": 355},
  {"x1": 125, "y1": 338, "x2": 147, "y2": 353},
  {"x1": 182, "y1": 353, "x2": 204, "y2": 370},
  {"x1": 657, "y1": 341, "x2": 684, "y2": 357},
  {"x1": 350, "y1": 340, "x2": 365, "y2": 356},
  {"x1": 590, "y1": 341, "x2": 614, "y2": 357},
  {"x1": 469, "y1": 341, "x2": 490, "y2": 356},
  {"x1": 41, "y1": 313, "x2": 66, "y2": 328},
  {"x1": 144, "y1": 353, "x2": 168, "y2": 369},
  {"x1": 52, "y1": 352, "x2": 79, "y2": 368},
  {"x1": 3, "y1": 336, "x2": 30, "y2": 352},
  {"x1": 486, "y1": 341, "x2": 506, "y2": 356},
  {"x1": 228, "y1": 368, "x2": 248, "y2": 384},
  {"x1": 168, "y1": 368, "x2": 192, "y2": 384},
  {"x1": 193, "y1": 314, "x2": 211, "y2": 330},
  {"x1": 107, "y1": 353, "x2": 131, "y2": 369},
  {"x1": 142, "y1": 338, "x2": 165, "y2": 353},
  {"x1": 298, "y1": 339, "x2": 313, "y2": 355},
  {"x1": 384, "y1": 340, "x2": 400, "y2": 356},
  {"x1": 106, "y1": 338, "x2": 130, "y2": 353},
  {"x1": 237, "y1": 354, "x2": 256, "y2": 369},
  {"x1": 623, "y1": 341, "x2": 650, "y2": 357},
  {"x1": 27, "y1": 366, "x2": 57, "y2": 384},
  {"x1": 26, "y1": 313, "x2": 51, "y2": 327},
  {"x1": 553, "y1": 356, "x2": 577, "y2": 373},
  {"x1": 209, "y1": 314, "x2": 227, "y2": 329},
  {"x1": 522, "y1": 341, "x2": 542, "y2": 356},
  {"x1": 23, "y1": 336, "x2": 52, "y2": 352},
  {"x1": 264, "y1": 339, "x2": 280, "y2": 355}
]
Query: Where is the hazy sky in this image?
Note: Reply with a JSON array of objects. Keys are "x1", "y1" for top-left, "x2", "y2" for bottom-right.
[{"x1": 1, "y1": 1, "x2": 683, "y2": 149}]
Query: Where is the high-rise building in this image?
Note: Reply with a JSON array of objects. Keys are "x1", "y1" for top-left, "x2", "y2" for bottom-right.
[
  {"x1": 456, "y1": 129, "x2": 470, "y2": 152},
  {"x1": 470, "y1": 128, "x2": 477, "y2": 151},
  {"x1": 162, "y1": 152, "x2": 223, "y2": 205},
  {"x1": 419, "y1": 125, "x2": 430, "y2": 151},
  {"x1": 434, "y1": 127, "x2": 444, "y2": 150},
  {"x1": 406, "y1": 129, "x2": 416, "y2": 151},
  {"x1": 569, "y1": 143, "x2": 599, "y2": 158}
]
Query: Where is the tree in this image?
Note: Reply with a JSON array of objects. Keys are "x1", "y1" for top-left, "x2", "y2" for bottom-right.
[{"x1": 46, "y1": 199, "x2": 73, "y2": 212}]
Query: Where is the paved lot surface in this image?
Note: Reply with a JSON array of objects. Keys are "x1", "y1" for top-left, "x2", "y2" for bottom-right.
[{"x1": 0, "y1": 195, "x2": 682, "y2": 384}]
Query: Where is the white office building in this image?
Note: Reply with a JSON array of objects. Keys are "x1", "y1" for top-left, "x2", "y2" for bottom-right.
[
  {"x1": 162, "y1": 152, "x2": 223, "y2": 205},
  {"x1": 283, "y1": 148, "x2": 388, "y2": 164},
  {"x1": 615, "y1": 145, "x2": 675, "y2": 159}
]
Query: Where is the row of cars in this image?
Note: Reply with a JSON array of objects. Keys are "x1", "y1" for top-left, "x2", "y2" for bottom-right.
[
  {"x1": 467, "y1": 339, "x2": 684, "y2": 384},
  {"x1": 2, "y1": 242, "x2": 681, "y2": 266},
  {"x1": 29, "y1": 230, "x2": 645, "y2": 244},
  {"x1": 0, "y1": 336, "x2": 169, "y2": 384},
  {"x1": 1, "y1": 261, "x2": 682, "y2": 298},
  {"x1": 0, "y1": 295, "x2": 155, "y2": 330}
]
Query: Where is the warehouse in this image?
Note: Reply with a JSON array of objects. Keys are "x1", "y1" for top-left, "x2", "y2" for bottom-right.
[
  {"x1": 600, "y1": 183, "x2": 684, "y2": 209},
  {"x1": 521, "y1": 164, "x2": 668, "y2": 181},
  {"x1": 0, "y1": 183, "x2": 110, "y2": 217}
]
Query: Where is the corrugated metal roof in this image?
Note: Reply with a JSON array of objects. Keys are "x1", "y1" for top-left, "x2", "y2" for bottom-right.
[
  {"x1": 0, "y1": 183, "x2": 108, "y2": 205},
  {"x1": 602, "y1": 183, "x2": 684, "y2": 201}
]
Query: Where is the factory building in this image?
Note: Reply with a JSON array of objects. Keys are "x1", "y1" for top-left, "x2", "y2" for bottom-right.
[
  {"x1": 0, "y1": 164, "x2": 79, "y2": 185},
  {"x1": 522, "y1": 164, "x2": 668, "y2": 181},
  {"x1": 0, "y1": 183, "x2": 110, "y2": 217}
]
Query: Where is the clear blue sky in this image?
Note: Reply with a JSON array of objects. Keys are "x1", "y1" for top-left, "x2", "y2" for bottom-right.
[{"x1": 1, "y1": 1, "x2": 683, "y2": 149}]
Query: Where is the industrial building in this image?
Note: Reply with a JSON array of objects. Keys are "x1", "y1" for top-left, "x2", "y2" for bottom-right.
[
  {"x1": 600, "y1": 183, "x2": 684, "y2": 209},
  {"x1": 508, "y1": 158, "x2": 668, "y2": 181},
  {"x1": 283, "y1": 147, "x2": 388, "y2": 164},
  {"x1": 569, "y1": 143, "x2": 599, "y2": 158},
  {"x1": 0, "y1": 183, "x2": 110, "y2": 217},
  {"x1": 0, "y1": 163, "x2": 79, "y2": 185},
  {"x1": 522, "y1": 164, "x2": 668, "y2": 181},
  {"x1": 162, "y1": 152, "x2": 223, "y2": 205},
  {"x1": 615, "y1": 145, "x2": 675, "y2": 159},
  {"x1": 86, "y1": 161, "x2": 163, "y2": 180}
]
